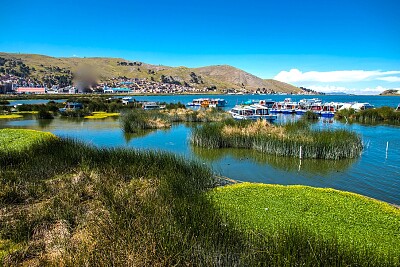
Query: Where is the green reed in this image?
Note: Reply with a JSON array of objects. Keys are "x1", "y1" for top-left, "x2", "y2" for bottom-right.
[
  {"x1": 335, "y1": 106, "x2": 400, "y2": 125},
  {"x1": 191, "y1": 120, "x2": 363, "y2": 159}
]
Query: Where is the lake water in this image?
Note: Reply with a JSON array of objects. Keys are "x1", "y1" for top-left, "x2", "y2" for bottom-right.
[{"x1": 1, "y1": 95, "x2": 399, "y2": 205}]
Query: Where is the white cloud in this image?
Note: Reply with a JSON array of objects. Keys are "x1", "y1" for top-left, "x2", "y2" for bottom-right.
[
  {"x1": 307, "y1": 85, "x2": 400, "y2": 95},
  {"x1": 274, "y1": 69, "x2": 400, "y2": 83},
  {"x1": 376, "y1": 76, "x2": 400, "y2": 82}
]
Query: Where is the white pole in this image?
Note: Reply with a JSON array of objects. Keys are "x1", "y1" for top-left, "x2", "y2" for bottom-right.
[
  {"x1": 299, "y1": 146, "x2": 302, "y2": 159},
  {"x1": 386, "y1": 142, "x2": 389, "y2": 159}
]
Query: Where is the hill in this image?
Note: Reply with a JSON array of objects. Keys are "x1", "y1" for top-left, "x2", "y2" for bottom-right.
[
  {"x1": 380, "y1": 89, "x2": 400, "y2": 96},
  {"x1": 0, "y1": 52, "x2": 302, "y2": 93}
]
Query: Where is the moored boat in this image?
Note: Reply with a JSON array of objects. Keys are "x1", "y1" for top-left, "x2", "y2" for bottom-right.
[
  {"x1": 229, "y1": 104, "x2": 277, "y2": 121},
  {"x1": 142, "y1": 102, "x2": 164, "y2": 110}
]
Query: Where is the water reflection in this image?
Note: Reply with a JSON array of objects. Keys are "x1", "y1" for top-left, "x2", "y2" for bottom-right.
[
  {"x1": 123, "y1": 130, "x2": 155, "y2": 142},
  {"x1": 192, "y1": 147, "x2": 357, "y2": 175},
  {"x1": 37, "y1": 119, "x2": 54, "y2": 129}
]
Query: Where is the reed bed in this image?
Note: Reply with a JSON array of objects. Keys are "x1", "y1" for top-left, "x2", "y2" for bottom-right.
[
  {"x1": 191, "y1": 119, "x2": 363, "y2": 159},
  {"x1": 303, "y1": 110, "x2": 320, "y2": 120},
  {"x1": 335, "y1": 106, "x2": 400, "y2": 125},
  {"x1": 0, "y1": 129, "x2": 397, "y2": 266},
  {"x1": 121, "y1": 108, "x2": 230, "y2": 133}
]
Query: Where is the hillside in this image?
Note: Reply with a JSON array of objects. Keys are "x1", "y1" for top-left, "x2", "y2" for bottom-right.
[
  {"x1": 0, "y1": 52, "x2": 302, "y2": 93},
  {"x1": 380, "y1": 89, "x2": 400, "y2": 96}
]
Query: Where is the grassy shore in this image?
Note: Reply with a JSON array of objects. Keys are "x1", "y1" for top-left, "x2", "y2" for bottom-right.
[
  {"x1": 335, "y1": 106, "x2": 400, "y2": 125},
  {"x1": 0, "y1": 129, "x2": 398, "y2": 266},
  {"x1": 191, "y1": 119, "x2": 363, "y2": 159},
  {"x1": 210, "y1": 183, "x2": 400, "y2": 265}
]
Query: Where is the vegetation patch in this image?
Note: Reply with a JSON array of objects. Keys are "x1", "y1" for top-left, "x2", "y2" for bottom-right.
[
  {"x1": 335, "y1": 106, "x2": 400, "y2": 125},
  {"x1": 191, "y1": 119, "x2": 363, "y2": 159},
  {"x1": 0, "y1": 128, "x2": 56, "y2": 153},
  {"x1": 210, "y1": 183, "x2": 400, "y2": 264},
  {"x1": 84, "y1": 112, "x2": 120, "y2": 119},
  {"x1": 122, "y1": 108, "x2": 230, "y2": 133},
  {"x1": 0, "y1": 131, "x2": 397, "y2": 266},
  {"x1": 15, "y1": 111, "x2": 39, "y2": 114},
  {"x1": 0, "y1": 114, "x2": 23, "y2": 119}
]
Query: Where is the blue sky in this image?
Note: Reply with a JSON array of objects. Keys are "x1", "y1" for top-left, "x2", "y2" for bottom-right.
[{"x1": 1, "y1": 0, "x2": 400, "y2": 94}]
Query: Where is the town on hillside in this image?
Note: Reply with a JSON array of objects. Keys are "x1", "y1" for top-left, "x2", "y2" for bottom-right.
[
  {"x1": 0, "y1": 55, "x2": 322, "y2": 95},
  {"x1": 0, "y1": 73, "x2": 322, "y2": 95}
]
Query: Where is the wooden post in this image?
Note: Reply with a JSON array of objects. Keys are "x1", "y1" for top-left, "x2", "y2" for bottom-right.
[{"x1": 386, "y1": 142, "x2": 389, "y2": 159}]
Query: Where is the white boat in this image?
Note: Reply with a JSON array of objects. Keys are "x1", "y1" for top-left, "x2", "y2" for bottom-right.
[
  {"x1": 258, "y1": 99, "x2": 275, "y2": 108},
  {"x1": 229, "y1": 104, "x2": 277, "y2": 121},
  {"x1": 295, "y1": 98, "x2": 322, "y2": 115},
  {"x1": 142, "y1": 102, "x2": 164, "y2": 110},
  {"x1": 396, "y1": 104, "x2": 400, "y2": 111},
  {"x1": 350, "y1": 102, "x2": 374, "y2": 111},
  {"x1": 186, "y1": 98, "x2": 209, "y2": 107},
  {"x1": 208, "y1": 98, "x2": 227, "y2": 108},
  {"x1": 320, "y1": 102, "x2": 344, "y2": 117}
]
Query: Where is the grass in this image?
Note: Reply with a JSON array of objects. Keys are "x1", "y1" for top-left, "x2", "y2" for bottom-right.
[
  {"x1": 0, "y1": 114, "x2": 23, "y2": 119},
  {"x1": 0, "y1": 129, "x2": 398, "y2": 266},
  {"x1": 0, "y1": 129, "x2": 56, "y2": 153},
  {"x1": 15, "y1": 111, "x2": 39, "y2": 114},
  {"x1": 335, "y1": 107, "x2": 400, "y2": 125},
  {"x1": 210, "y1": 183, "x2": 400, "y2": 265},
  {"x1": 191, "y1": 119, "x2": 363, "y2": 159},
  {"x1": 84, "y1": 112, "x2": 120, "y2": 119},
  {"x1": 303, "y1": 110, "x2": 319, "y2": 120}
]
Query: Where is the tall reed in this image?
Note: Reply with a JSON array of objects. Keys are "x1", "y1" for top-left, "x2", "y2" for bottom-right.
[{"x1": 191, "y1": 119, "x2": 363, "y2": 159}]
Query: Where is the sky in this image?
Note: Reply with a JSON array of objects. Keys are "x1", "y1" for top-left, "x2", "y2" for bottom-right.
[{"x1": 1, "y1": 0, "x2": 400, "y2": 94}]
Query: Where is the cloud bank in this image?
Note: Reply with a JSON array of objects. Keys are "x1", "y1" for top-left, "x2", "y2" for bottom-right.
[
  {"x1": 305, "y1": 85, "x2": 400, "y2": 95},
  {"x1": 274, "y1": 69, "x2": 400, "y2": 83}
]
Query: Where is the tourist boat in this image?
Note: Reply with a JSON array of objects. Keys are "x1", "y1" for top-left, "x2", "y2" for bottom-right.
[
  {"x1": 320, "y1": 102, "x2": 345, "y2": 117},
  {"x1": 259, "y1": 99, "x2": 275, "y2": 108},
  {"x1": 187, "y1": 98, "x2": 209, "y2": 107},
  {"x1": 295, "y1": 98, "x2": 322, "y2": 115},
  {"x1": 282, "y1": 100, "x2": 298, "y2": 114},
  {"x1": 142, "y1": 102, "x2": 164, "y2": 110},
  {"x1": 229, "y1": 104, "x2": 277, "y2": 121},
  {"x1": 350, "y1": 102, "x2": 374, "y2": 111},
  {"x1": 270, "y1": 100, "x2": 285, "y2": 113},
  {"x1": 309, "y1": 102, "x2": 323, "y2": 115},
  {"x1": 187, "y1": 98, "x2": 227, "y2": 108},
  {"x1": 208, "y1": 98, "x2": 227, "y2": 108}
]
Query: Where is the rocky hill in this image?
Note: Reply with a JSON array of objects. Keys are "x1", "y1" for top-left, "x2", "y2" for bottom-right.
[
  {"x1": 380, "y1": 89, "x2": 400, "y2": 96},
  {"x1": 0, "y1": 52, "x2": 302, "y2": 93}
]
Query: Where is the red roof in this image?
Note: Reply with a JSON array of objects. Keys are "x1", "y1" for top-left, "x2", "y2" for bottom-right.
[{"x1": 17, "y1": 87, "x2": 46, "y2": 93}]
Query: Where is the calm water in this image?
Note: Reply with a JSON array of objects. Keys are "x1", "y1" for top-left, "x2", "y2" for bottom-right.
[{"x1": 1, "y1": 95, "x2": 399, "y2": 204}]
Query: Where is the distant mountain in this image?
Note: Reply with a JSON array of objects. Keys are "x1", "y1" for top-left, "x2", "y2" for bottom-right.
[
  {"x1": 325, "y1": 92, "x2": 349, "y2": 95},
  {"x1": 0, "y1": 52, "x2": 303, "y2": 93},
  {"x1": 380, "y1": 89, "x2": 400, "y2": 96}
]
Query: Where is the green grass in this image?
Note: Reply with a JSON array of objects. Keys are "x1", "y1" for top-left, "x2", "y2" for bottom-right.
[
  {"x1": 0, "y1": 129, "x2": 398, "y2": 266},
  {"x1": 335, "y1": 107, "x2": 400, "y2": 125},
  {"x1": 191, "y1": 119, "x2": 363, "y2": 159},
  {"x1": 84, "y1": 112, "x2": 120, "y2": 119},
  {"x1": 0, "y1": 128, "x2": 56, "y2": 153},
  {"x1": 210, "y1": 183, "x2": 400, "y2": 263},
  {"x1": 0, "y1": 114, "x2": 23, "y2": 119}
]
